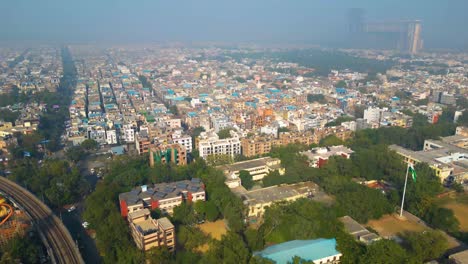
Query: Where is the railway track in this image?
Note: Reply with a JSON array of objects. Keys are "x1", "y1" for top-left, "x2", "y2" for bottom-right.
[{"x1": 0, "y1": 177, "x2": 84, "y2": 264}]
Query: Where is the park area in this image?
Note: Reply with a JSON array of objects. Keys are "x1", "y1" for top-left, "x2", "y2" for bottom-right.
[
  {"x1": 439, "y1": 193, "x2": 468, "y2": 232},
  {"x1": 196, "y1": 220, "x2": 228, "y2": 253}
]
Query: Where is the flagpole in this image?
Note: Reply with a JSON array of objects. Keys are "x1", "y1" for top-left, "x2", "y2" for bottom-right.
[{"x1": 400, "y1": 162, "x2": 410, "y2": 217}]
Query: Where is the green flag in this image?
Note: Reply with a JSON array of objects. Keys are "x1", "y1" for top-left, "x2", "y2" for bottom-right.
[{"x1": 409, "y1": 164, "x2": 417, "y2": 182}]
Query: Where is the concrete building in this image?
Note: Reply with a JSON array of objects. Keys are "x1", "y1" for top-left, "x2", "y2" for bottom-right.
[
  {"x1": 217, "y1": 157, "x2": 285, "y2": 188},
  {"x1": 253, "y1": 238, "x2": 342, "y2": 264},
  {"x1": 339, "y1": 216, "x2": 381, "y2": 245},
  {"x1": 198, "y1": 136, "x2": 241, "y2": 159},
  {"x1": 106, "y1": 129, "x2": 118, "y2": 145},
  {"x1": 149, "y1": 143, "x2": 187, "y2": 166},
  {"x1": 390, "y1": 136, "x2": 468, "y2": 182},
  {"x1": 234, "y1": 182, "x2": 318, "y2": 217},
  {"x1": 123, "y1": 124, "x2": 135, "y2": 143},
  {"x1": 128, "y1": 209, "x2": 175, "y2": 251},
  {"x1": 363, "y1": 107, "x2": 382, "y2": 124},
  {"x1": 165, "y1": 118, "x2": 181, "y2": 129},
  {"x1": 119, "y1": 178, "x2": 205, "y2": 216},
  {"x1": 172, "y1": 133, "x2": 193, "y2": 153},
  {"x1": 135, "y1": 136, "x2": 151, "y2": 155},
  {"x1": 301, "y1": 146, "x2": 354, "y2": 168}
]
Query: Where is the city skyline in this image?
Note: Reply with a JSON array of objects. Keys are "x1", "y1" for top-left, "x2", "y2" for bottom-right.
[{"x1": 1, "y1": 0, "x2": 468, "y2": 50}]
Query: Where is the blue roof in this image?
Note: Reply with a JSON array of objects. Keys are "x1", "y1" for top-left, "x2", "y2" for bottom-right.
[
  {"x1": 254, "y1": 239, "x2": 340, "y2": 264},
  {"x1": 336, "y1": 88, "x2": 347, "y2": 94},
  {"x1": 111, "y1": 146, "x2": 125, "y2": 155}
]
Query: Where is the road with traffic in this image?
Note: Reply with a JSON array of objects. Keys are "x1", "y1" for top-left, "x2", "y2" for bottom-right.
[{"x1": 0, "y1": 176, "x2": 84, "y2": 264}]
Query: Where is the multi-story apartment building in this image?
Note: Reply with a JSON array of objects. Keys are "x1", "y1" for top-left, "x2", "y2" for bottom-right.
[
  {"x1": 123, "y1": 124, "x2": 135, "y2": 143},
  {"x1": 149, "y1": 143, "x2": 187, "y2": 166},
  {"x1": 198, "y1": 137, "x2": 241, "y2": 159},
  {"x1": 106, "y1": 129, "x2": 118, "y2": 145},
  {"x1": 135, "y1": 136, "x2": 151, "y2": 155},
  {"x1": 128, "y1": 209, "x2": 175, "y2": 251},
  {"x1": 119, "y1": 178, "x2": 205, "y2": 216},
  {"x1": 172, "y1": 133, "x2": 193, "y2": 153},
  {"x1": 241, "y1": 128, "x2": 353, "y2": 157}
]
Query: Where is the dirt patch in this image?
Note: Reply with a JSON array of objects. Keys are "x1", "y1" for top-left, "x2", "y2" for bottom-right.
[
  {"x1": 198, "y1": 220, "x2": 227, "y2": 240},
  {"x1": 367, "y1": 214, "x2": 428, "y2": 238},
  {"x1": 444, "y1": 202, "x2": 468, "y2": 232},
  {"x1": 195, "y1": 220, "x2": 228, "y2": 253}
]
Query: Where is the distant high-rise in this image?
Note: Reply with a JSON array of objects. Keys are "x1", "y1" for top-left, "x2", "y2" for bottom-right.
[
  {"x1": 406, "y1": 20, "x2": 423, "y2": 54},
  {"x1": 347, "y1": 9, "x2": 423, "y2": 54},
  {"x1": 348, "y1": 8, "x2": 365, "y2": 35}
]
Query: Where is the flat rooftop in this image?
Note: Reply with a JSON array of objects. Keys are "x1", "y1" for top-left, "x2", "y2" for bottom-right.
[
  {"x1": 238, "y1": 182, "x2": 318, "y2": 205},
  {"x1": 218, "y1": 157, "x2": 279, "y2": 172},
  {"x1": 135, "y1": 219, "x2": 158, "y2": 234},
  {"x1": 157, "y1": 217, "x2": 174, "y2": 230}
]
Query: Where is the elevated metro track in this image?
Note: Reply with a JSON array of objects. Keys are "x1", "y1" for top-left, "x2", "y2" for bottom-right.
[{"x1": 0, "y1": 177, "x2": 84, "y2": 264}]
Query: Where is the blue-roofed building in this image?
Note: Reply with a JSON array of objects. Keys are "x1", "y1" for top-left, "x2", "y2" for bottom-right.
[
  {"x1": 253, "y1": 238, "x2": 342, "y2": 264},
  {"x1": 335, "y1": 88, "x2": 347, "y2": 95},
  {"x1": 183, "y1": 83, "x2": 192, "y2": 89}
]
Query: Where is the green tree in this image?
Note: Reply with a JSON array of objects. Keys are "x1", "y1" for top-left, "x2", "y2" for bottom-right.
[
  {"x1": 319, "y1": 135, "x2": 344, "y2": 147},
  {"x1": 424, "y1": 206, "x2": 460, "y2": 233},
  {"x1": 335, "y1": 80, "x2": 347, "y2": 88},
  {"x1": 402, "y1": 231, "x2": 448, "y2": 262},
  {"x1": 240, "y1": 170, "x2": 254, "y2": 190},
  {"x1": 205, "y1": 154, "x2": 233, "y2": 166},
  {"x1": 359, "y1": 240, "x2": 409, "y2": 264},
  {"x1": 307, "y1": 94, "x2": 326, "y2": 104},
  {"x1": 177, "y1": 226, "x2": 209, "y2": 251},
  {"x1": 172, "y1": 203, "x2": 198, "y2": 225},
  {"x1": 217, "y1": 128, "x2": 234, "y2": 139},
  {"x1": 65, "y1": 146, "x2": 86, "y2": 163},
  {"x1": 81, "y1": 139, "x2": 99, "y2": 150}
]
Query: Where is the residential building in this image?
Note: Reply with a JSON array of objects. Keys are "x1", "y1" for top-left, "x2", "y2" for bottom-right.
[
  {"x1": 363, "y1": 107, "x2": 382, "y2": 124},
  {"x1": 128, "y1": 209, "x2": 175, "y2": 251},
  {"x1": 149, "y1": 143, "x2": 187, "y2": 166},
  {"x1": 198, "y1": 136, "x2": 241, "y2": 159},
  {"x1": 172, "y1": 133, "x2": 193, "y2": 153},
  {"x1": 301, "y1": 145, "x2": 354, "y2": 168},
  {"x1": 123, "y1": 124, "x2": 135, "y2": 143},
  {"x1": 119, "y1": 178, "x2": 205, "y2": 216},
  {"x1": 106, "y1": 129, "x2": 118, "y2": 145},
  {"x1": 135, "y1": 136, "x2": 151, "y2": 155}
]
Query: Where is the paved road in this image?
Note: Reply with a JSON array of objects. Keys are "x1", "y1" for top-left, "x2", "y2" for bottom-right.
[{"x1": 0, "y1": 177, "x2": 84, "y2": 264}]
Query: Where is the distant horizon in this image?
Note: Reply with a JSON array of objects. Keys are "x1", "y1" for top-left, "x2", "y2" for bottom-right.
[{"x1": 1, "y1": 0, "x2": 468, "y2": 50}]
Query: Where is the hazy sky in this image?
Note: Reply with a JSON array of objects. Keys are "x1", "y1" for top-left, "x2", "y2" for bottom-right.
[{"x1": 1, "y1": 0, "x2": 468, "y2": 49}]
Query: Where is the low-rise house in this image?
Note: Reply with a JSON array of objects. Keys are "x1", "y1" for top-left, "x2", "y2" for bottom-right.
[
  {"x1": 301, "y1": 145, "x2": 354, "y2": 168},
  {"x1": 119, "y1": 178, "x2": 205, "y2": 216}
]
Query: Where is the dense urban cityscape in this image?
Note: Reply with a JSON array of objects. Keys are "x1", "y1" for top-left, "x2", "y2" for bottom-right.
[{"x1": 1, "y1": 2, "x2": 468, "y2": 264}]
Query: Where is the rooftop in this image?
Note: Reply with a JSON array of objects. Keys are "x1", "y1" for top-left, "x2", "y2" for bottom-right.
[
  {"x1": 239, "y1": 182, "x2": 317, "y2": 205},
  {"x1": 253, "y1": 238, "x2": 341, "y2": 264},
  {"x1": 217, "y1": 157, "x2": 280, "y2": 172},
  {"x1": 119, "y1": 178, "x2": 204, "y2": 206},
  {"x1": 158, "y1": 217, "x2": 174, "y2": 230}
]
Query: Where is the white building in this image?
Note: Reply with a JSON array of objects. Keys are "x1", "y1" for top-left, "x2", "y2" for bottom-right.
[
  {"x1": 198, "y1": 136, "x2": 241, "y2": 159},
  {"x1": 172, "y1": 135, "x2": 192, "y2": 153},
  {"x1": 106, "y1": 129, "x2": 118, "y2": 145},
  {"x1": 123, "y1": 124, "x2": 135, "y2": 143},
  {"x1": 363, "y1": 107, "x2": 382, "y2": 124}
]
